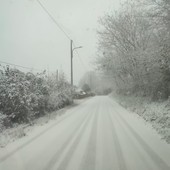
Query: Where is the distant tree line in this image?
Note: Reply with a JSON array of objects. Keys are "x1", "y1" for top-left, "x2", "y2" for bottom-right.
[
  {"x1": 96, "y1": 0, "x2": 170, "y2": 100},
  {"x1": 79, "y1": 71, "x2": 113, "y2": 95}
]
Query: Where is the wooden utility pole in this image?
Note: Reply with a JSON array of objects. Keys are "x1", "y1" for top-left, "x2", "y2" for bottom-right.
[
  {"x1": 70, "y1": 40, "x2": 82, "y2": 86},
  {"x1": 71, "y1": 40, "x2": 73, "y2": 86},
  {"x1": 56, "y1": 69, "x2": 59, "y2": 82}
]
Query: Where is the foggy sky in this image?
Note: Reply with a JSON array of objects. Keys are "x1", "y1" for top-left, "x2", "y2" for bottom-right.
[{"x1": 0, "y1": 0, "x2": 121, "y2": 84}]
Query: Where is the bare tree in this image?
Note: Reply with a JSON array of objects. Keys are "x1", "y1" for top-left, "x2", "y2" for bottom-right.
[{"x1": 96, "y1": 0, "x2": 170, "y2": 99}]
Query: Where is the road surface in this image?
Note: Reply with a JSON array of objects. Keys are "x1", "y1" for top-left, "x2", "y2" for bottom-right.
[{"x1": 0, "y1": 96, "x2": 170, "y2": 170}]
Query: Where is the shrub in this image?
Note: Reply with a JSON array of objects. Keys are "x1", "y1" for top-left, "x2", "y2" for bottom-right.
[{"x1": 0, "y1": 66, "x2": 73, "y2": 127}]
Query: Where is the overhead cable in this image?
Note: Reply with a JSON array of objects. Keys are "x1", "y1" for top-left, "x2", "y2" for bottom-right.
[{"x1": 36, "y1": 0, "x2": 72, "y2": 40}]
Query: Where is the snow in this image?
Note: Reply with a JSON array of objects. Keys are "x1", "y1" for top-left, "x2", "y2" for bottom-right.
[
  {"x1": 112, "y1": 94, "x2": 170, "y2": 143},
  {"x1": 0, "y1": 96, "x2": 170, "y2": 170}
]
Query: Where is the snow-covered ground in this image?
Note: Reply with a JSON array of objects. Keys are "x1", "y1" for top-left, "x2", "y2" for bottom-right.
[
  {"x1": 0, "y1": 99, "x2": 87, "y2": 148},
  {"x1": 113, "y1": 94, "x2": 170, "y2": 143},
  {"x1": 0, "y1": 96, "x2": 170, "y2": 170}
]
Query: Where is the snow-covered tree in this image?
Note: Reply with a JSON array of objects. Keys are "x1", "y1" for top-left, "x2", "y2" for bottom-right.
[{"x1": 96, "y1": 0, "x2": 170, "y2": 99}]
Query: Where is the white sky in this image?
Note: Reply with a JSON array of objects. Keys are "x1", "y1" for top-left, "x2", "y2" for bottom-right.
[{"x1": 0, "y1": 0, "x2": 122, "y2": 84}]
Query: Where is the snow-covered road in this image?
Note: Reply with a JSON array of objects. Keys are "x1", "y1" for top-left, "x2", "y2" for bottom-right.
[{"x1": 0, "y1": 96, "x2": 170, "y2": 170}]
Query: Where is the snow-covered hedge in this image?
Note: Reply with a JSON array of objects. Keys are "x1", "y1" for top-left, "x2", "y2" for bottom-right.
[
  {"x1": 47, "y1": 74, "x2": 73, "y2": 111},
  {"x1": 0, "y1": 66, "x2": 73, "y2": 127}
]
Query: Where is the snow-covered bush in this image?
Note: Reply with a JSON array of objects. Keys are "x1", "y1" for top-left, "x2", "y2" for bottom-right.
[
  {"x1": 47, "y1": 72, "x2": 73, "y2": 111},
  {"x1": 0, "y1": 66, "x2": 74, "y2": 127},
  {"x1": 0, "y1": 66, "x2": 49, "y2": 125}
]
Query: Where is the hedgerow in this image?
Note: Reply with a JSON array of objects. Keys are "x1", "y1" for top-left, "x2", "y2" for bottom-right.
[{"x1": 0, "y1": 66, "x2": 73, "y2": 127}]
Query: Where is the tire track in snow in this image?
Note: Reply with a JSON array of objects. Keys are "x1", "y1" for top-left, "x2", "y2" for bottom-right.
[
  {"x1": 108, "y1": 98, "x2": 170, "y2": 170},
  {"x1": 107, "y1": 111, "x2": 127, "y2": 170},
  {"x1": 56, "y1": 106, "x2": 98, "y2": 170},
  {"x1": 109, "y1": 107, "x2": 155, "y2": 170},
  {"x1": 43, "y1": 107, "x2": 92, "y2": 170},
  {"x1": 99, "y1": 106, "x2": 120, "y2": 170},
  {"x1": 79, "y1": 106, "x2": 99, "y2": 170},
  {"x1": 114, "y1": 108, "x2": 170, "y2": 170},
  {"x1": 0, "y1": 103, "x2": 87, "y2": 162}
]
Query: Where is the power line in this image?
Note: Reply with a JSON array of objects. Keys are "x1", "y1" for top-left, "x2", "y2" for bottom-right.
[
  {"x1": 1, "y1": 1, "x2": 76, "y2": 74},
  {"x1": 0, "y1": 1, "x2": 71, "y2": 74},
  {"x1": 0, "y1": 60, "x2": 43, "y2": 72},
  {"x1": 36, "y1": 0, "x2": 88, "y2": 72},
  {"x1": 36, "y1": 0, "x2": 89, "y2": 76},
  {"x1": 36, "y1": 1, "x2": 85, "y2": 62},
  {"x1": 36, "y1": 0, "x2": 71, "y2": 41}
]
